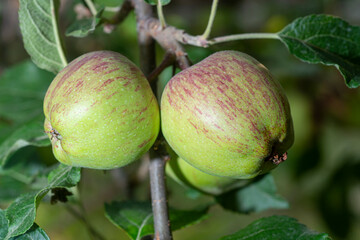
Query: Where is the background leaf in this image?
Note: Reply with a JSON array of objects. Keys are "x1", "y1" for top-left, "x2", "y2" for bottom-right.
[
  {"x1": 0, "y1": 60, "x2": 54, "y2": 128},
  {"x1": 0, "y1": 117, "x2": 50, "y2": 167},
  {"x1": 0, "y1": 60, "x2": 54, "y2": 167},
  {"x1": 278, "y1": 14, "x2": 360, "y2": 88},
  {"x1": 65, "y1": 8, "x2": 104, "y2": 38},
  {"x1": 0, "y1": 147, "x2": 50, "y2": 202},
  {"x1": 105, "y1": 201, "x2": 208, "y2": 240},
  {"x1": 144, "y1": 0, "x2": 171, "y2": 6},
  {"x1": 18, "y1": 0, "x2": 67, "y2": 73},
  {"x1": 0, "y1": 209, "x2": 8, "y2": 239},
  {"x1": 3, "y1": 164, "x2": 80, "y2": 239},
  {"x1": 216, "y1": 174, "x2": 289, "y2": 213},
  {"x1": 9, "y1": 223, "x2": 49, "y2": 240},
  {"x1": 220, "y1": 215, "x2": 331, "y2": 240}
]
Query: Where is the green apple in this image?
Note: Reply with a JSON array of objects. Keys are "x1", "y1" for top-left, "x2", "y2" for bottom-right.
[
  {"x1": 161, "y1": 51, "x2": 294, "y2": 179},
  {"x1": 44, "y1": 51, "x2": 160, "y2": 169},
  {"x1": 166, "y1": 148, "x2": 246, "y2": 195}
]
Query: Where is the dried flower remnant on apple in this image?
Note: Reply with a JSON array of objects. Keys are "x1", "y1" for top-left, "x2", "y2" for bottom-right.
[
  {"x1": 161, "y1": 50, "x2": 294, "y2": 179},
  {"x1": 43, "y1": 51, "x2": 160, "y2": 169}
]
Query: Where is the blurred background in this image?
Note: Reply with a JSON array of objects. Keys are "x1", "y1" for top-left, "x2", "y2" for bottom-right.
[{"x1": 0, "y1": 0, "x2": 360, "y2": 239}]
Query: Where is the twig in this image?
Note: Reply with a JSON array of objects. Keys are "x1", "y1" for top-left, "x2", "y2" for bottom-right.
[
  {"x1": 84, "y1": 0, "x2": 97, "y2": 16},
  {"x1": 147, "y1": 52, "x2": 176, "y2": 83},
  {"x1": 132, "y1": 0, "x2": 156, "y2": 76},
  {"x1": 107, "y1": 0, "x2": 133, "y2": 25},
  {"x1": 208, "y1": 32, "x2": 280, "y2": 45},
  {"x1": 103, "y1": 0, "x2": 133, "y2": 33},
  {"x1": 157, "y1": 0, "x2": 166, "y2": 28},
  {"x1": 201, "y1": 0, "x2": 219, "y2": 39}
]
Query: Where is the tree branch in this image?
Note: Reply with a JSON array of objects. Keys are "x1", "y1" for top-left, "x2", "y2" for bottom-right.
[
  {"x1": 149, "y1": 155, "x2": 172, "y2": 240},
  {"x1": 132, "y1": 1, "x2": 173, "y2": 240}
]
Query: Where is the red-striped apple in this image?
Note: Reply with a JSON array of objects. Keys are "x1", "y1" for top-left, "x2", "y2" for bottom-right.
[
  {"x1": 44, "y1": 51, "x2": 159, "y2": 169},
  {"x1": 161, "y1": 51, "x2": 293, "y2": 179}
]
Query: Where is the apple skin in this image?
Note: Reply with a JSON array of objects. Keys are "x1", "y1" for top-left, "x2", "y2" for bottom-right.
[
  {"x1": 44, "y1": 51, "x2": 160, "y2": 169},
  {"x1": 166, "y1": 147, "x2": 247, "y2": 195},
  {"x1": 161, "y1": 51, "x2": 294, "y2": 179}
]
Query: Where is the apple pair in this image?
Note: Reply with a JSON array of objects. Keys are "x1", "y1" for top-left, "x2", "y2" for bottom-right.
[{"x1": 44, "y1": 50, "x2": 293, "y2": 194}]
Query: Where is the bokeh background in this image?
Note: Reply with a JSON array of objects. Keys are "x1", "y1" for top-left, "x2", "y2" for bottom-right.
[{"x1": 1, "y1": 0, "x2": 360, "y2": 239}]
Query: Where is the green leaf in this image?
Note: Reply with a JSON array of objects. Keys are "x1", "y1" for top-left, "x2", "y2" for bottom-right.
[
  {"x1": 66, "y1": 18, "x2": 101, "y2": 37},
  {"x1": 65, "y1": 8, "x2": 104, "y2": 38},
  {"x1": 19, "y1": 0, "x2": 67, "y2": 73},
  {"x1": 0, "y1": 117, "x2": 50, "y2": 167},
  {"x1": 47, "y1": 164, "x2": 81, "y2": 188},
  {"x1": 220, "y1": 215, "x2": 331, "y2": 240},
  {"x1": 105, "y1": 201, "x2": 208, "y2": 240},
  {"x1": 0, "y1": 209, "x2": 9, "y2": 239},
  {"x1": 278, "y1": 14, "x2": 360, "y2": 88},
  {"x1": 4, "y1": 164, "x2": 80, "y2": 239},
  {"x1": 0, "y1": 60, "x2": 54, "y2": 166},
  {"x1": 144, "y1": 0, "x2": 171, "y2": 6},
  {"x1": 0, "y1": 60, "x2": 54, "y2": 129},
  {"x1": 9, "y1": 223, "x2": 49, "y2": 240},
  {"x1": 216, "y1": 174, "x2": 288, "y2": 213}
]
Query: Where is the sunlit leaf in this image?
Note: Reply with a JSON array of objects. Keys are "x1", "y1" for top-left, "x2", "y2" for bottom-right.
[{"x1": 19, "y1": 0, "x2": 67, "y2": 73}]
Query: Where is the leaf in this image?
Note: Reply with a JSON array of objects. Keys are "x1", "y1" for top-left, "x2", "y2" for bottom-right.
[
  {"x1": 278, "y1": 14, "x2": 360, "y2": 88},
  {"x1": 144, "y1": 0, "x2": 171, "y2": 6},
  {"x1": 0, "y1": 60, "x2": 54, "y2": 127},
  {"x1": 0, "y1": 146, "x2": 51, "y2": 202},
  {"x1": 47, "y1": 164, "x2": 81, "y2": 188},
  {"x1": 4, "y1": 164, "x2": 80, "y2": 239},
  {"x1": 216, "y1": 174, "x2": 288, "y2": 214},
  {"x1": 9, "y1": 223, "x2": 50, "y2": 240},
  {"x1": 0, "y1": 209, "x2": 9, "y2": 240},
  {"x1": 18, "y1": 0, "x2": 67, "y2": 73},
  {"x1": 0, "y1": 117, "x2": 50, "y2": 167},
  {"x1": 105, "y1": 201, "x2": 209, "y2": 240},
  {"x1": 0, "y1": 60, "x2": 54, "y2": 166},
  {"x1": 65, "y1": 8, "x2": 104, "y2": 38},
  {"x1": 9, "y1": 225, "x2": 48, "y2": 240},
  {"x1": 105, "y1": 201, "x2": 153, "y2": 240},
  {"x1": 220, "y1": 215, "x2": 331, "y2": 240}
]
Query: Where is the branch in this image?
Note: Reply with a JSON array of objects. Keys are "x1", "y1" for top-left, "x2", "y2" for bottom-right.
[
  {"x1": 132, "y1": 1, "x2": 173, "y2": 240},
  {"x1": 103, "y1": 0, "x2": 133, "y2": 33},
  {"x1": 147, "y1": 52, "x2": 176, "y2": 84},
  {"x1": 149, "y1": 155, "x2": 172, "y2": 240},
  {"x1": 132, "y1": 0, "x2": 156, "y2": 76}
]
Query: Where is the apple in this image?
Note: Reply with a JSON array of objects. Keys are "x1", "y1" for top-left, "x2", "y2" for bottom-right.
[
  {"x1": 161, "y1": 51, "x2": 294, "y2": 179},
  {"x1": 166, "y1": 147, "x2": 246, "y2": 195},
  {"x1": 44, "y1": 51, "x2": 160, "y2": 169}
]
